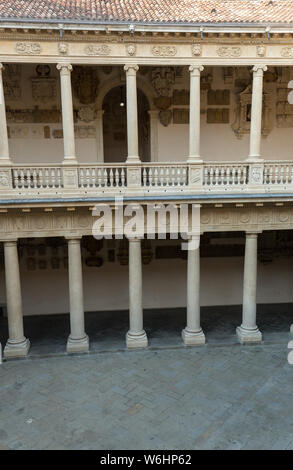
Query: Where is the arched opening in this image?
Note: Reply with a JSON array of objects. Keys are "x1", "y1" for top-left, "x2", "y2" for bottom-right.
[{"x1": 103, "y1": 85, "x2": 150, "y2": 163}]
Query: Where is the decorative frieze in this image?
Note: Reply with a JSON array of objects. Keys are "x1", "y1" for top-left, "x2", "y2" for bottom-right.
[
  {"x1": 151, "y1": 45, "x2": 177, "y2": 57},
  {"x1": 216, "y1": 46, "x2": 241, "y2": 58},
  {"x1": 84, "y1": 44, "x2": 111, "y2": 56},
  {"x1": 15, "y1": 42, "x2": 42, "y2": 55}
]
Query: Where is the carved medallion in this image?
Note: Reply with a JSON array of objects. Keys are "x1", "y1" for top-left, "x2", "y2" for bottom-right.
[
  {"x1": 58, "y1": 42, "x2": 68, "y2": 55},
  {"x1": 126, "y1": 44, "x2": 136, "y2": 56},
  {"x1": 84, "y1": 44, "x2": 111, "y2": 56},
  {"x1": 191, "y1": 44, "x2": 202, "y2": 56},
  {"x1": 217, "y1": 46, "x2": 241, "y2": 58},
  {"x1": 256, "y1": 45, "x2": 266, "y2": 57},
  {"x1": 15, "y1": 42, "x2": 42, "y2": 55},
  {"x1": 77, "y1": 106, "x2": 96, "y2": 123},
  {"x1": 151, "y1": 46, "x2": 177, "y2": 57}
]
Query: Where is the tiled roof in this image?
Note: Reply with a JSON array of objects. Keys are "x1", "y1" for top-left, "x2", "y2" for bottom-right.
[{"x1": 1, "y1": 1, "x2": 293, "y2": 25}]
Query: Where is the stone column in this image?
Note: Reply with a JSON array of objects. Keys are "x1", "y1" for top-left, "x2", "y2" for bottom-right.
[
  {"x1": 0, "y1": 64, "x2": 10, "y2": 164},
  {"x1": 182, "y1": 236, "x2": 205, "y2": 345},
  {"x1": 57, "y1": 63, "x2": 77, "y2": 164},
  {"x1": 248, "y1": 65, "x2": 267, "y2": 160},
  {"x1": 96, "y1": 109, "x2": 104, "y2": 163},
  {"x1": 237, "y1": 232, "x2": 262, "y2": 343},
  {"x1": 66, "y1": 237, "x2": 89, "y2": 353},
  {"x1": 124, "y1": 65, "x2": 140, "y2": 163},
  {"x1": 126, "y1": 238, "x2": 148, "y2": 348},
  {"x1": 4, "y1": 240, "x2": 30, "y2": 357},
  {"x1": 188, "y1": 65, "x2": 204, "y2": 162}
]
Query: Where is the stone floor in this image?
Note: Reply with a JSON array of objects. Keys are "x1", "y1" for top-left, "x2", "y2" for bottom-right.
[{"x1": 0, "y1": 306, "x2": 293, "y2": 450}]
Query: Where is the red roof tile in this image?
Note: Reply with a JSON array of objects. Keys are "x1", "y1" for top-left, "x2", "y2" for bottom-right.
[{"x1": 0, "y1": 1, "x2": 293, "y2": 25}]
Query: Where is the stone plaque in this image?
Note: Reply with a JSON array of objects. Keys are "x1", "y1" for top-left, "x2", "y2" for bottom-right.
[
  {"x1": 173, "y1": 109, "x2": 189, "y2": 124},
  {"x1": 207, "y1": 108, "x2": 229, "y2": 124}
]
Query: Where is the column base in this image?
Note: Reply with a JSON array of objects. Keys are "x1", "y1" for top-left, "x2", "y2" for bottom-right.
[
  {"x1": 4, "y1": 338, "x2": 30, "y2": 358},
  {"x1": 126, "y1": 330, "x2": 148, "y2": 349},
  {"x1": 66, "y1": 334, "x2": 89, "y2": 353},
  {"x1": 236, "y1": 326, "x2": 262, "y2": 344},
  {"x1": 182, "y1": 328, "x2": 205, "y2": 346}
]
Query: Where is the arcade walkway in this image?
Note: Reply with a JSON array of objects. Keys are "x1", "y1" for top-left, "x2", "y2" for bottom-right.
[{"x1": 0, "y1": 304, "x2": 292, "y2": 357}]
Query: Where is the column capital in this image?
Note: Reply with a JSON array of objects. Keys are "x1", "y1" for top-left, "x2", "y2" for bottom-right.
[
  {"x1": 3, "y1": 239, "x2": 18, "y2": 246},
  {"x1": 57, "y1": 63, "x2": 73, "y2": 74},
  {"x1": 252, "y1": 65, "x2": 267, "y2": 74},
  {"x1": 96, "y1": 109, "x2": 105, "y2": 118},
  {"x1": 65, "y1": 236, "x2": 82, "y2": 242},
  {"x1": 124, "y1": 64, "x2": 139, "y2": 74},
  {"x1": 189, "y1": 65, "x2": 204, "y2": 75},
  {"x1": 246, "y1": 231, "x2": 262, "y2": 237}
]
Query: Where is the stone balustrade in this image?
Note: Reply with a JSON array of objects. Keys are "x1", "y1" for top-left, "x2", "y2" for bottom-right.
[{"x1": 1, "y1": 160, "x2": 293, "y2": 199}]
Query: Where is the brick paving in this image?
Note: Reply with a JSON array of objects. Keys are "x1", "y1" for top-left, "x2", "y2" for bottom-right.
[
  {"x1": 0, "y1": 344, "x2": 292, "y2": 449},
  {"x1": 0, "y1": 306, "x2": 293, "y2": 450}
]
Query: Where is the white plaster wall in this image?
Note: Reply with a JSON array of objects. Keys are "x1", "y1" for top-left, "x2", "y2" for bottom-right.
[{"x1": 0, "y1": 255, "x2": 291, "y2": 316}]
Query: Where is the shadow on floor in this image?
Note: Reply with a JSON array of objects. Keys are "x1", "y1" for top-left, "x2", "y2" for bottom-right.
[{"x1": 0, "y1": 304, "x2": 292, "y2": 357}]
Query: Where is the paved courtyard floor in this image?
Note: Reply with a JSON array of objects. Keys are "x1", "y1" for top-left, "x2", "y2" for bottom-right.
[{"x1": 0, "y1": 306, "x2": 293, "y2": 450}]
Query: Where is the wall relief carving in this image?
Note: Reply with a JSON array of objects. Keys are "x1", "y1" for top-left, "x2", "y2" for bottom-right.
[
  {"x1": 276, "y1": 87, "x2": 293, "y2": 127},
  {"x1": 15, "y1": 42, "x2": 42, "y2": 55},
  {"x1": 3, "y1": 64, "x2": 21, "y2": 100},
  {"x1": 72, "y1": 66, "x2": 99, "y2": 104},
  {"x1": 232, "y1": 84, "x2": 273, "y2": 138},
  {"x1": 151, "y1": 45, "x2": 177, "y2": 57},
  {"x1": 151, "y1": 67, "x2": 175, "y2": 97},
  {"x1": 84, "y1": 44, "x2": 111, "y2": 56},
  {"x1": 31, "y1": 65, "x2": 57, "y2": 104},
  {"x1": 281, "y1": 47, "x2": 293, "y2": 57},
  {"x1": 217, "y1": 46, "x2": 241, "y2": 58},
  {"x1": 159, "y1": 110, "x2": 172, "y2": 127},
  {"x1": 77, "y1": 106, "x2": 96, "y2": 122}
]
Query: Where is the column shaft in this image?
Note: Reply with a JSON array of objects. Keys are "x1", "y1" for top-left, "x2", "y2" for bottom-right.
[
  {"x1": 4, "y1": 240, "x2": 30, "y2": 357},
  {"x1": 248, "y1": 65, "x2": 267, "y2": 160},
  {"x1": 57, "y1": 64, "x2": 76, "y2": 163},
  {"x1": 124, "y1": 65, "x2": 140, "y2": 162},
  {"x1": 0, "y1": 64, "x2": 10, "y2": 163},
  {"x1": 66, "y1": 237, "x2": 89, "y2": 353},
  {"x1": 237, "y1": 233, "x2": 262, "y2": 343},
  {"x1": 126, "y1": 238, "x2": 148, "y2": 348},
  {"x1": 188, "y1": 66, "x2": 204, "y2": 162},
  {"x1": 182, "y1": 237, "x2": 205, "y2": 345}
]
